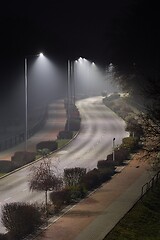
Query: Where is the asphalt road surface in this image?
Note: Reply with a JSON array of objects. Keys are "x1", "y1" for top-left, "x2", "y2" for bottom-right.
[{"x1": 0, "y1": 96, "x2": 128, "y2": 233}]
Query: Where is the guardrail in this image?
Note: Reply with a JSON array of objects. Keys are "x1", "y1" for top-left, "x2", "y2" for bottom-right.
[
  {"x1": 0, "y1": 108, "x2": 48, "y2": 152},
  {"x1": 141, "y1": 170, "x2": 160, "y2": 197}
]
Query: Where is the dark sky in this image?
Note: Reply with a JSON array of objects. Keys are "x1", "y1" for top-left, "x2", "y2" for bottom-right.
[
  {"x1": 0, "y1": 0, "x2": 138, "y2": 65},
  {"x1": 0, "y1": 0, "x2": 159, "y2": 106}
]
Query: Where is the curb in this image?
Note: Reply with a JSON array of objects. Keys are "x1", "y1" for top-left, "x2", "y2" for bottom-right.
[{"x1": 0, "y1": 131, "x2": 80, "y2": 180}]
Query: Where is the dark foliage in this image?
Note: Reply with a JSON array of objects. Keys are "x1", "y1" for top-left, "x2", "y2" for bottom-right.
[
  {"x1": 65, "y1": 118, "x2": 81, "y2": 131},
  {"x1": 122, "y1": 137, "x2": 139, "y2": 152},
  {"x1": 0, "y1": 161, "x2": 15, "y2": 173},
  {"x1": 57, "y1": 130, "x2": 73, "y2": 139},
  {"x1": 64, "y1": 167, "x2": 86, "y2": 187},
  {"x1": 97, "y1": 160, "x2": 115, "y2": 169},
  {"x1": 81, "y1": 168, "x2": 101, "y2": 191},
  {"x1": 36, "y1": 141, "x2": 58, "y2": 152},
  {"x1": 11, "y1": 151, "x2": 36, "y2": 168},
  {"x1": 0, "y1": 234, "x2": 7, "y2": 240},
  {"x1": 1, "y1": 202, "x2": 43, "y2": 240}
]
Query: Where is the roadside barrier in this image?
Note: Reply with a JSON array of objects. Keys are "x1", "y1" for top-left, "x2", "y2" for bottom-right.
[{"x1": 141, "y1": 170, "x2": 160, "y2": 197}]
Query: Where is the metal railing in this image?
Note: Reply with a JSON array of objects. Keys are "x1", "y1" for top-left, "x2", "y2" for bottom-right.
[
  {"x1": 141, "y1": 170, "x2": 160, "y2": 197},
  {"x1": 0, "y1": 108, "x2": 48, "y2": 153}
]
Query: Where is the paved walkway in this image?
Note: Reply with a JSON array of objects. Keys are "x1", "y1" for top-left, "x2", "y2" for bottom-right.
[
  {"x1": 0, "y1": 99, "x2": 66, "y2": 160},
  {"x1": 34, "y1": 158, "x2": 154, "y2": 240}
]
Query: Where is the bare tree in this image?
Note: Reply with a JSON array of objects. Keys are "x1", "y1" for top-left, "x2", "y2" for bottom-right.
[
  {"x1": 29, "y1": 159, "x2": 63, "y2": 214},
  {"x1": 138, "y1": 78, "x2": 160, "y2": 169}
]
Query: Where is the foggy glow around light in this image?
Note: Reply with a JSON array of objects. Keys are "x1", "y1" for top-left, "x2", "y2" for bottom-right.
[{"x1": 39, "y1": 53, "x2": 43, "y2": 57}]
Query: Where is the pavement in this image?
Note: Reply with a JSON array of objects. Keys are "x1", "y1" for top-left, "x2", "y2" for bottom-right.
[
  {"x1": 0, "y1": 99, "x2": 66, "y2": 160},
  {"x1": 33, "y1": 157, "x2": 154, "y2": 240},
  {"x1": 0, "y1": 98, "x2": 154, "y2": 240}
]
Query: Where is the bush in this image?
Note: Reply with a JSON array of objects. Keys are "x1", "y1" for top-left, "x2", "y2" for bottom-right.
[
  {"x1": 65, "y1": 118, "x2": 81, "y2": 131},
  {"x1": 57, "y1": 130, "x2": 73, "y2": 139},
  {"x1": 106, "y1": 154, "x2": 114, "y2": 162},
  {"x1": 67, "y1": 185, "x2": 87, "y2": 202},
  {"x1": 81, "y1": 169, "x2": 101, "y2": 191},
  {"x1": 11, "y1": 151, "x2": 36, "y2": 168},
  {"x1": 97, "y1": 160, "x2": 115, "y2": 169},
  {"x1": 1, "y1": 202, "x2": 43, "y2": 240},
  {"x1": 0, "y1": 161, "x2": 15, "y2": 173},
  {"x1": 115, "y1": 147, "x2": 130, "y2": 165},
  {"x1": 64, "y1": 167, "x2": 86, "y2": 187},
  {"x1": 99, "y1": 168, "x2": 115, "y2": 183},
  {"x1": 36, "y1": 141, "x2": 58, "y2": 152},
  {"x1": 106, "y1": 147, "x2": 129, "y2": 166},
  {"x1": 126, "y1": 118, "x2": 143, "y2": 139},
  {"x1": 122, "y1": 137, "x2": 139, "y2": 152},
  {"x1": 0, "y1": 234, "x2": 7, "y2": 240},
  {"x1": 50, "y1": 189, "x2": 71, "y2": 212}
]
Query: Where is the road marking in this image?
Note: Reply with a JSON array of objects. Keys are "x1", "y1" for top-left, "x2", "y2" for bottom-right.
[
  {"x1": 56, "y1": 150, "x2": 68, "y2": 155},
  {"x1": 4, "y1": 197, "x2": 12, "y2": 202}
]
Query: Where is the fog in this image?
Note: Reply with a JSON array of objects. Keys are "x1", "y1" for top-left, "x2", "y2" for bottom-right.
[{"x1": 0, "y1": 56, "x2": 118, "y2": 151}]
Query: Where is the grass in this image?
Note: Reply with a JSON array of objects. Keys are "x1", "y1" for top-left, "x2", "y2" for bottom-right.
[
  {"x1": 56, "y1": 131, "x2": 78, "y2": 149},
  {"x1": 56, "y1": 139, "x2": 71, "y2": 149},
  {"x1": 104, "y1": 182, "x2": 160, "y2": 240},
  {"x1": 0, "y1": 173, "x2": 5, "y2": 177}
]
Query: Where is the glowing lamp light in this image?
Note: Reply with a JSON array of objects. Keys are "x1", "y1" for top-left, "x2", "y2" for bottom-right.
[{"x1": 39, "y1": 53, "x2": 44, "y2": 57}]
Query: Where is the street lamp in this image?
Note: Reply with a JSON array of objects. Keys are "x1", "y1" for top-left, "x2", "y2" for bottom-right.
[
  {"x1": 24, "y1": 53, "x2": 43, "y2": 151},
  {"x1": 113, "y1": 137, "x2": 115, "y2": 161}
]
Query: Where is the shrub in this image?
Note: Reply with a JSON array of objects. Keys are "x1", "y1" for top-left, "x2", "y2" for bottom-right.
[
  {"x1": 97, "y1": 160, "x2": 115, "y2": 169},
  {"x1": 0, "y1": 161, "x2": 15, "y2": 173},
  {"x1": 122, "y1": 137, "x2": 139, "y2": 152},
  {"x1": 106, "y1": 154, "x2": 114, "y2": 162},
  {"x1": 36, "y1": 141, "x2": 58, "y2": 152},
  {"x1": 81, "y1": 168, "x2": 101, "y2": 191},
  {"x1": 106, "y1": 147, "x2": 129, "y2": 166},
  {"x1": 99, "y1": 168, "x2": 115, "y2": 183},
  {"x1": 65, "y1": 118, "x2": 81, "y2": 131},
  {"x1": 126, "y1": 118, "x2": 144, "y2": 139},
  {"x1": 50, "y1": 189, "x2": 71, "y2": 212},
  {"x1": 0, "y1": 234, "x2": 7, "y2": 240},
  {"x1": 1, "y1": 202, "x2": 43, "y2": 240},
  {"x1": 57, "y1": 130, "x2": 73, "y2": 139},
  {"x1": 11, "y1": 151, "x2": 36, "y2": 168},
  {"x1": 67, "y1": 185, "x2": 87, "y2": 202},
  {"x1": 115, "y1": 147, "x2": 130, "y2": 165},
  {"x1": 64, "y1": 167, "x2": 86, "y2": 187}
]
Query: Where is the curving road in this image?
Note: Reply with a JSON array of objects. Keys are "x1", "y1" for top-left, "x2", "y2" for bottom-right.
[{"x1": 0, "y1": 96, "x2": 128, "y2": 233}]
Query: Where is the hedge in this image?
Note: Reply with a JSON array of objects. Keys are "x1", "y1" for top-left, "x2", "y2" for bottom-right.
[
  {"x1": 0, "y1": 161, "x2": 15, "y2": 173},
  {"x1": 97, "y1": 160, "x2": 115, "y2": 169},
  {"x1": 36, "y1": 141, "x2": 58, "y2": 152},
  {"x1": 65, "y1": 118, "x2": 81, "y2": 131},
  {"x1": 11, "y1": 151, "x2": 36, "y2": 168},
  {"x1": 57, "y1": 130, "x2": 73, "y2": 139},
  {"x1": 122, "y1": 137, "x2": 139, "y2": 152}
]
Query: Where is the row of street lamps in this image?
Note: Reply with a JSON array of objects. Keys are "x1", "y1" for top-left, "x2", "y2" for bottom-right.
[{"x1": 24, "y1": 54, "x2": 115, "y2": 161}]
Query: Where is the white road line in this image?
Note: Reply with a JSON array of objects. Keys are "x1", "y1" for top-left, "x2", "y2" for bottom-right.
[{"x1": 4, "y1": 197, "x2": 12, "y2": 202}]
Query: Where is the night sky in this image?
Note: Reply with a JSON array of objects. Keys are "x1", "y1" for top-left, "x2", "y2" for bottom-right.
[
  {"x1": 0, "y1": 0, "x2": 159, "y2": 110},
  {"x1": 0, "y1": 0, "x2": 139, "y2": 64}
]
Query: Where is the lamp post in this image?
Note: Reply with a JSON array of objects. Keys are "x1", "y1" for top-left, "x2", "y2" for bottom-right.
[
  {"x1": 24, "y1": 53, "x2": 43, "y2": 151},
  {"x1": 113, "y1": 137, "x2": 115, "y2": 161}
]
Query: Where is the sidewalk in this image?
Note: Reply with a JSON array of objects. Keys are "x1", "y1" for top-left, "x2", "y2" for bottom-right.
[
  {"x1": 34, "y1": 158, "x2": 154, "y2": 240},
  {"x1": 0, "y1": 99, "x2": 66, "y2": 160}
]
